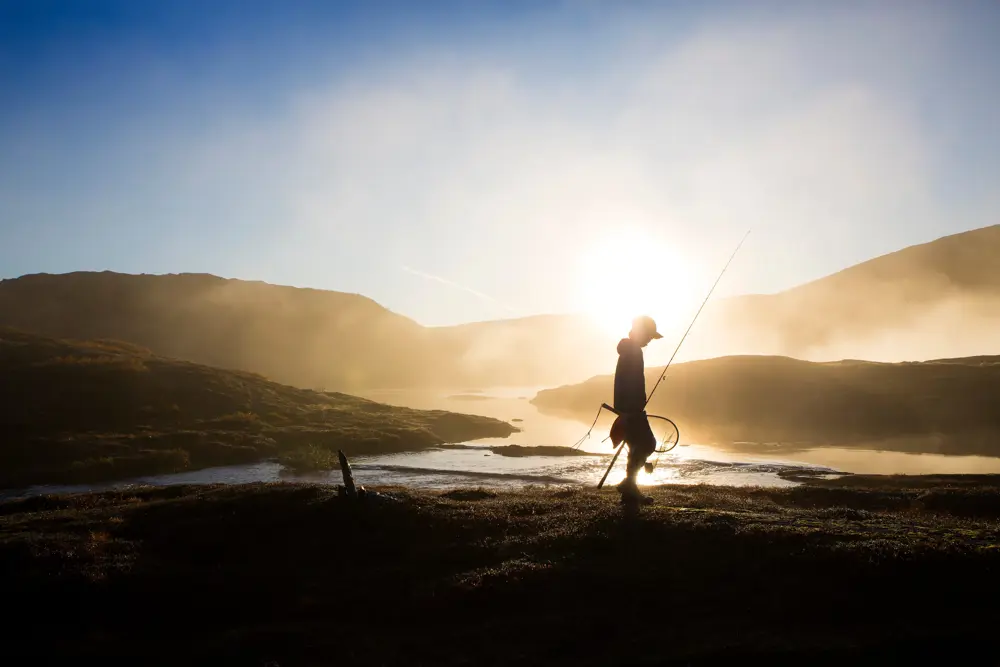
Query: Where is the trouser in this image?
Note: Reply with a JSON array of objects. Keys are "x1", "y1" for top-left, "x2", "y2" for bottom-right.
[{"x1": 624, "y1": 414, "x2": 657, "y2": 481}]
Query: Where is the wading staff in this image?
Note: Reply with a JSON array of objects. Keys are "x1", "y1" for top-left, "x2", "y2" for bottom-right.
[{"x1": 597, "y1": 229, "x2": 751, "y2": 489}]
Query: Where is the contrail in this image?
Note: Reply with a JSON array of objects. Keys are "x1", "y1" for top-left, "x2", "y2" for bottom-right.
[{"x1": 401, "y1": 265, "x2": 517, "y2": 314}]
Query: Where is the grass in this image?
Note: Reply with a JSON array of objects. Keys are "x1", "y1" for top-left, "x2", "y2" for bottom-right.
[
  {"x1": 276, "y1": 443, "x2": 341, "y2": 472},
  {"x1": 3, "y1": 478, "x2": 1000, "y2": 664},
  {"x1": 0, "y1": 328, "x2": 516, "y2": 488}
]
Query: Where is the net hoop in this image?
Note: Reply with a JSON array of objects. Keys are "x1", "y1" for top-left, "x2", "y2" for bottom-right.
[{"x1": 648, "y1": 414, "x2": 680, "y2": 454}]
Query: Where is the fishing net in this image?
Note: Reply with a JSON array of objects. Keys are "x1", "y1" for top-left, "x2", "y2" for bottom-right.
[{"x1": 570, "y1": 404, "x2": 680, "y2": 455}]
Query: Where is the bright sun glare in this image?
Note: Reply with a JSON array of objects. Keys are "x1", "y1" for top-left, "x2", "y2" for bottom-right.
[{"x1": 575, "y1": 229, "x2": 700, "y2": 338}]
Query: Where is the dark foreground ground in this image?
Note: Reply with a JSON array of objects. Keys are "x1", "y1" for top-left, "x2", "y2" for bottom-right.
[{"x1": 4, "y1": 478, "x2": 1000, "y2": 665}]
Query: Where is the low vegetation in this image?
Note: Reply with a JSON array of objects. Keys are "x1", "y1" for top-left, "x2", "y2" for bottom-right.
[
  {"x1": 3, "y1": 477, "x2": 999, "y2": 664},
  {"x1": 533, "y1": 354, "x2": 1000, "y2": 455},
  {"x1": 0, "y1": 328, "x2": 516, "y2": 488},
  {"x1": 276, "y1": 443, "x2": 341, "y2": 472}
]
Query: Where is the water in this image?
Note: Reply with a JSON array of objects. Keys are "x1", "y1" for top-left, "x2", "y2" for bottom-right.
[{"x1": 5, "y1": 386, "x2": 1000, "y2": 500}]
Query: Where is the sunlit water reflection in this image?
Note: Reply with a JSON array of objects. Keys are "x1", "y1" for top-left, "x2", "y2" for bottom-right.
[{"x1": 5, "y1": 386, "x2": 1000, "y2": 500}]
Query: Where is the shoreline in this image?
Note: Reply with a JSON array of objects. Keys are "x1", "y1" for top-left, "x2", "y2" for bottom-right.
[{"x1": 11, "y1": 444, "x2": 1000, "y2": 502}]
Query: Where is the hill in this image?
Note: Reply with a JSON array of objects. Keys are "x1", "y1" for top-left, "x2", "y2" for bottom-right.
[
  {"x1": 531, "y1": 353, "x2": 1000, "y2": 455},
  {"x1": 697, "y1": 224, "x2": 1000, "y2": 361},
  {"x1": 0, "y1": 272, "x2": 614, "y2": 390},
  {"x1": 0, "y1": 226, "x2": 997, "y2": 391},
  {"x1": 0, "y1": 328, "x2": 515, "y2": 488}
]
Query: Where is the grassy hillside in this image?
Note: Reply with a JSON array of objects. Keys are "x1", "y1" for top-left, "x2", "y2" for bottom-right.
[
  {"x1": 531, "y1": 354, "x2": 1000, "y2": 455},
  {"x1": 3, "y1": 480, "x2": 999, "y2": 664},
  {"x1": 0, "y1": 328, "x2": 515, "y2": 487}
]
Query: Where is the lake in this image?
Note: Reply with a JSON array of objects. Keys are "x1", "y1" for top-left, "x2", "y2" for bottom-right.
[{"x1": 5, "y1": 386, "x2": 1000, "y2": 500}]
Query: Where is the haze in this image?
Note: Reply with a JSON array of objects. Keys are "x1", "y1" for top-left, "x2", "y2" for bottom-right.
[{"x1": 3, "y1": 1, "x2": 999, "y2": 344}]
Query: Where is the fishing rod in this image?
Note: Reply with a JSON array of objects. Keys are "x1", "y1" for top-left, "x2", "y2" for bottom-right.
[
  {"x1": 644, "y1": 228, "x2": 751, "y2": 408},
  {"x1": 596, "y1": 228, "x2": 751, "y2": 490}
]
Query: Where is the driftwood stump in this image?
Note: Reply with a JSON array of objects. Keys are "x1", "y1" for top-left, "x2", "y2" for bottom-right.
[
  {"x1": 336, "y1": 450, "x2": 392, "y2": 504},
  {"x1": 337, "y1": 449, "x2": 365, "y2": 498}
]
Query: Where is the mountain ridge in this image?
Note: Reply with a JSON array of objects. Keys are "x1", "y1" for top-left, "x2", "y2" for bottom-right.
[
  {"x1": 1, "y1": 224, "x2": 997, "y2": 389},
  {"x1": 0, "y1": 270, "x2": 615, "y2": 390}
]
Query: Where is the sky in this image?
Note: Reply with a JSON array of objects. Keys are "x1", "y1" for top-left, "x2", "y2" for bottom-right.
[{"x1": 2, "y1": 0, "x2": 999, "y2": 327}]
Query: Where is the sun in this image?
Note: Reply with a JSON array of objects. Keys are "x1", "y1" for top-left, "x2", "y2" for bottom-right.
[{"x1": 574, "y1": 228, "x2": 700, "y2": 339}]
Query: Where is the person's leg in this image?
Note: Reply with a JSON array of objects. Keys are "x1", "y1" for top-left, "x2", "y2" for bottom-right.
[
  {"x1": 624, "y1": 446, "x2": 645, "y2": 485},
  {"x1": 618, "y1": 416, "x2": 656, "y2": 500},
  {"x1": 616, "y1": 454, "x2": 641, "y2": 500}
]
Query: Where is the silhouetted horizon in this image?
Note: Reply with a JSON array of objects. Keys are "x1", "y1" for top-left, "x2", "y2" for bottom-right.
[{"x1": 2, "y1": 224, "x2": 998, "y2": 394}]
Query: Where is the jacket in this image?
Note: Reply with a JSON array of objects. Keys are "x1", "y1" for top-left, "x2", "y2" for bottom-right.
[{"x1": 613, "y1": 337, "x2": 646, "y2": 415}]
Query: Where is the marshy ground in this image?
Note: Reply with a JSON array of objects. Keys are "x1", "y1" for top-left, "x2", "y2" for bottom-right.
[{"x1": 3, "y1": 476, "x2": 1000, "y2": 665}]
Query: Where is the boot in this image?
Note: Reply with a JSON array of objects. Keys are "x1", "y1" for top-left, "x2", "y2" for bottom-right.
[{"x1": 616, "y1": 478, "x2": 653, "y2": 505}]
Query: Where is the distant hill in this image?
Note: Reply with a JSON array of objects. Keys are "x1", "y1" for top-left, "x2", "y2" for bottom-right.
[
  {"x1": 429, "y1": 313, "x2": 614, "y2": 386},
  {"x1": 695, "y1": 224, "x2": 1000, "y2": 361},
  {"x1": 0, "y1": 272, "x2": 615, "y2": 391},
  {"x1": 0, "y1": 328, "x2": 514, "y2": 487},
  {"x1": 0, "y1": 272, "x2": 431, "y2": 390},
  {"x1": 440, "y1": 225, "x2": 1000, "y2": 372},
  {"x1": 531, "y1": 353, "x2": 1000, "y2": 456}
]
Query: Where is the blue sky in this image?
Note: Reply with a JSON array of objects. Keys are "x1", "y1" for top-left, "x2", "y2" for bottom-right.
[{"x1": 2, "y1": 0, "x2": 999, "y2": 327}]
